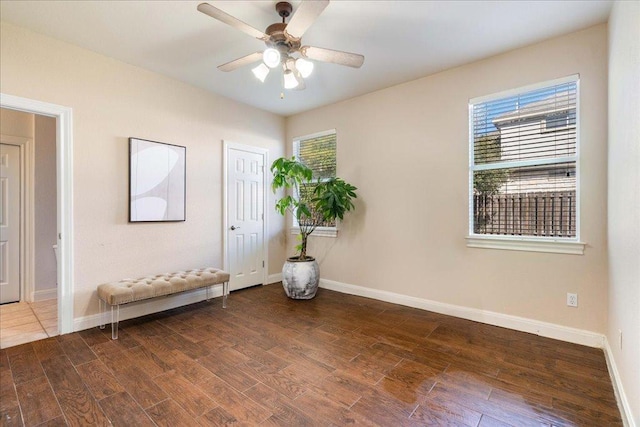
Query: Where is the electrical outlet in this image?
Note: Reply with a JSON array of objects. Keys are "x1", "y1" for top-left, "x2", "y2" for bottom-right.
[
  {"x1": 619, "y1": 329, "x2": 623, "y2": 350},
  {"x1": 567, "y1": 293, "x2": 578, "y2": 307}
]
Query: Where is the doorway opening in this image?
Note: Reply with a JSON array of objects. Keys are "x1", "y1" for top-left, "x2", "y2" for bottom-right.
[
  {"x1": 0, "y1": 110, "x2": 58, "y2": 347},
  {"x1": 0, "y1": 94, "x2": 74, "y2": 348}
]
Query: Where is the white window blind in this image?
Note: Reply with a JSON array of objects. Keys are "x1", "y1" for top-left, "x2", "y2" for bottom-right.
[
  {"x1": 294, "y1": 130, "x2": 337, "y2": 229},
  {"x1": 470, "y1": 76, "x2": 579, "y2": 240},
  {"x1": 296, "y1": 131, "x2": 336, "y2": 179}
]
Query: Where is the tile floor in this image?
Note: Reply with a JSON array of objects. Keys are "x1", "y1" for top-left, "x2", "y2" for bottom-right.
[
  {"x1": 0, "y1": 286, "x2": 623, "y2": 426},
  {"x1": 0, "y1": 299, "x2": 57, "y2": 349}
]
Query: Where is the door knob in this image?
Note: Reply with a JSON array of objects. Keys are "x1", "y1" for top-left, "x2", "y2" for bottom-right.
[{"x1": 230, "y1": 225, "x2": 240, "y2": 230}]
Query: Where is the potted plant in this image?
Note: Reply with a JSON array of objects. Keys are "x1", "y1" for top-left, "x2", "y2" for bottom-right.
[{"x1": 271, "y1": 156, "x2": 357, "y2": 299}]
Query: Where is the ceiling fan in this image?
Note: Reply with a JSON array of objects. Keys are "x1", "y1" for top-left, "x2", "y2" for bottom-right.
[{"x1": 197, "y1": 0, "x2": 364, "y2": 91}]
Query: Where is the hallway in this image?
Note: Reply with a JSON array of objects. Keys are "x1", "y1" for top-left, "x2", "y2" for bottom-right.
[{"x1": 0, "y1": 299, "x2": 57, "y2": 349}]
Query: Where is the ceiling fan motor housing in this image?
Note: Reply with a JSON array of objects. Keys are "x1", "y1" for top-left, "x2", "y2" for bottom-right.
[{"x1": 265, "y1": 22, "x2": 300, "y2": 54}]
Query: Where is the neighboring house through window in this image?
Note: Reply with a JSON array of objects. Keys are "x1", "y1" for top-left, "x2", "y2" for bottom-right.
[
  {"x1": 467, "y1": 75, "x2": 585, "y2": 254},
  {"x1": 293, "y1": 129, "x2": 338, "y2": 235}
]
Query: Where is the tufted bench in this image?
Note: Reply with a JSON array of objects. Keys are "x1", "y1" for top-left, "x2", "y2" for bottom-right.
[{"x1": 97, "y1": 267, "x2": 230, "y2": 339}]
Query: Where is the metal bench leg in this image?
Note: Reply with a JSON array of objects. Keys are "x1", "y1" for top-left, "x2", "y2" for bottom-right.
[
  {"x1": 111, "y1": 304, "x2": 119, "y2": 340},
  {"x1": 206, "y1": 285, "x2": 211, "y2": 301},
  {"x1": 99, "y1": 299, "x2": 106, "y2": 329},
  {"x1": 222, "y1": 281, "x2": 228, "y2": 308}
]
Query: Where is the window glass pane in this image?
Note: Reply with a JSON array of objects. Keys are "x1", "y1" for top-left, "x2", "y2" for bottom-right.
[
  {"x1": 297, "y1": 133, "x2": 336, "y2": 179},
  {"x1": 473, "y1": 163, "x2": 576, "y2": 238},
  {"x1": 474, "y1": 132, "x2": 502, "y2": 165},
  {"x1": 294, "y1": 131, "x2": 337, "y2": 228},
  {"x1": 470, "y1": 77, "x2": 578, "y2": 240},
  {"x1": 473, "y1": 81, "x2": 577, "y2": 164}
]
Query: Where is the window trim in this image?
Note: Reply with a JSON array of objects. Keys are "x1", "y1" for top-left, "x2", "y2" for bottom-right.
[
  {"x1": 292, "y1": 129, "x2": 338, "y2": 236},
  {"x1": 465, "y1": 235, "x2": 585, "y2": 255},
  {"x1": 467, "y1": 75, "x2": 585, "y2": 254},
  {"x1": 293, "y1": 128, "x2": 337, "y2": 146}
]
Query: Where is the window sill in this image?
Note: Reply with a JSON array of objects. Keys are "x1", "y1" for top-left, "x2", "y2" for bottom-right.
[
  {"x1": 466, "y1": 235, "x2": 585, "y2": 255},
  {"x1": 290, "y1": 227, "x2": 338, "y2": 238}
]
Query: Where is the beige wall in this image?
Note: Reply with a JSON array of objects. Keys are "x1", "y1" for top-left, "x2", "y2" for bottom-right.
[
  {"x1": 34, "y1": 115, "x2": 57, "y2": 294},
  {"x1": 286, "y1": 24, "x2": 609, "y2": 333},
  {"x1": 0, "y1": 22, "x2": 286, "y2": 319},
  {"x1": 0, "y1": 107, "x2": 33, "y2": 137},
  {"x1": 607, "y1": 1, "x2": 640, "y2": 424}
]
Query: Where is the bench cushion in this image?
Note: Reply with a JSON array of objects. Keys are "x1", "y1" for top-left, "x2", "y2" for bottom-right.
[{"x1": 97, "y1": 268, "x2": 230, "y2": 306}]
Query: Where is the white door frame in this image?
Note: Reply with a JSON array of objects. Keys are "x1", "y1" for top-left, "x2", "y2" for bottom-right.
[
  {"x1": 0, "y1": 136, "x2": 33, "y2": 303},
  {"x1": 0, "y1": 93, "x2": 74, "y2": 334},
  {"x1": 222, "y1": 141, "x2": 269, "y2": 288}
]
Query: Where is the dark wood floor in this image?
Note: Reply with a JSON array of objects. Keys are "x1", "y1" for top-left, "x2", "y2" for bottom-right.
[{"x1": 0, "y1": 284, "x2": 622, "y2": 426}]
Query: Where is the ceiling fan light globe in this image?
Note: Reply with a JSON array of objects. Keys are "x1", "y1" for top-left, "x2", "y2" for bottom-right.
[
  {"x1": 283, "y1": 70, "x2": 299, "y2": 89},
  {"x1": 263, "y1": 48, "x2": 281, "y2": 68},
  {"x1": 252, "y1": 63, "x2": 270, "y2": 82},
  {"x1": 295, "y1": 58, "x2": 314, "y2": 78}
]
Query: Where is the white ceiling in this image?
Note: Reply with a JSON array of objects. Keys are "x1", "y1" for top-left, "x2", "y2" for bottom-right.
[{"x1": 0, "y1": 1, "x2": 612, "y2": 117}]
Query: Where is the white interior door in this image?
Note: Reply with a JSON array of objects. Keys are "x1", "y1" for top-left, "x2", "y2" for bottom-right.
[
  {"x1": 227, "y1": 146, "x2": 265, "y2": 291},
  {"x1": 0, "y1": 143, "x2": 21, "y2": 304}
]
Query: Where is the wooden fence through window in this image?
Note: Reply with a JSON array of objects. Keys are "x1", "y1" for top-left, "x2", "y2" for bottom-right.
[{"x1": 473, "y1": 191, "x2": 576, "y2": 237}]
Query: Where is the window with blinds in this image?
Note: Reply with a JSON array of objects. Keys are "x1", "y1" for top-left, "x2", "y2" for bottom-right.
[
  {"x1": 294, "y1": 130, "x2": 337, "y2": 228},
  {"x1": 469, "y1": 76, "x2": 579, "y2": 240}
]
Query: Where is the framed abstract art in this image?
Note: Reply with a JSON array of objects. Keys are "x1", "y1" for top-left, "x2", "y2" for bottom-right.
[{"x1": 129, "y1": 138, "x2": 186, "y2": 222}]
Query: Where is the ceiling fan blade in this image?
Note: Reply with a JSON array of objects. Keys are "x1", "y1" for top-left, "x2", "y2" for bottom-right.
[
  {"x1": 284, "y1": 0, "x2": 329, "y2": 39},
  {"x1": 218, "y1": 52, "x2": 263, "y2": 72},
  {"x1": 198, "y1": 3, "x2": 268, "y2": 40},
  {"x1": 300, "y1": 46, "x2": 365, "y2": 68}
]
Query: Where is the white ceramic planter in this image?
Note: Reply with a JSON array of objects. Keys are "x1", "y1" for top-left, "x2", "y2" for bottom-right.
[{"x1": 282, "y1": 257, "x2": 319, "y2": 299}]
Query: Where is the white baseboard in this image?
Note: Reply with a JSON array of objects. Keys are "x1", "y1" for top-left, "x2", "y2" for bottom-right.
[
  {"x1": 267, "y1": 273, "x2": 282, "y2": 284},
  {"x1": 319, "y1": 278, "x2": 605, "y2": 348},
  {"x1": 33, "y1": 287, "x2": 57, "y2": 302},
  {"x1": 603, "y1": 337, "x2": 636, "y2": 427},
  {"x1": 73, "y1": 287, "x2": 225, "y2": 332}
]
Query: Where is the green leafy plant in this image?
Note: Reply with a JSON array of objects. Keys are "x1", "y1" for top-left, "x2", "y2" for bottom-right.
[
  {"x1": 474, "y1": 133, "x2": 508, "y2": 195},
  {"x1": 473, "y1": 132, "x2": 509, "y2": 233},
  {"x1": 271, "y1": 157, "x2": 357, "y2": 261}
]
